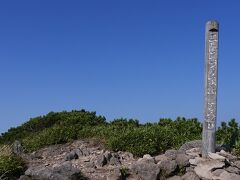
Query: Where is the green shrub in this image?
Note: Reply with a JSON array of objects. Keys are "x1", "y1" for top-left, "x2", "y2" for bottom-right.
[
  {"x1": 22, "y1": 125, "x2": 81, "y2": 152},
  {"x1": 0, "y1": 110, "x2": 106, "y2": 144},
  {"x1": 0, "y1": 155, "x2": 26, "y2": 179},
  {"x1": 108, "y1": 126, "x2": 172, "y2": 156},
  {"x1": 216, "y1": 119, "x2": 239, "y2": 147}
]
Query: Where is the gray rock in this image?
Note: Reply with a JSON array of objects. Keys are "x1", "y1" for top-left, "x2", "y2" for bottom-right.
[
  {"x1": 176, "y1": 153, "x2": 190, "y2": 168},
  {"x1": 225, "y1": 166, "x2": 240, "y2": 174},
  {"x1": 165, "y1": 150, "x2": 178, "y2": 160},
  {"x1": 217, "y1": 150, "x2": 238, "y2": 161},
  {"x1": 109, "y1": 154, "x2": 121, "y2": 166},
  {"x1": 185, "y1": 167, "x2": 194, "y2": 173},
  {"x1": 181, "y1": 171, "x2": 199, "y2": 180},
  {"x1": 107, "y1": 168, "x2": 122, "y2": 180},
  {"x1": 216, "y1": 144, "x2": 231, "y2": 152},
  {"x1": 189, "y1": 157, "x2": 206, "y2": 166},
  {"x1": 96, "y1": 154, "x2": 107, "y2": 167},
  {"x1": 158, "y1": 160, "x2": 177, "y2": 176},
  {"x1": 185, "y1": 148, "x2": 201, "y2": 158},
  {"x1": 80, "y1": 145, "x2": 90, "y2": 156},
  {"x1": 194, "y1": 160, "x2": 225, "y2": 179},
  {"x1": 74, "y1": 148, "x2": 84, "y2": 157},
  {"x1": 212, "y1": 169, "x2": 240, "y2": 180},
  {"x1": 167, "y1": 175, "x2": 181, "y2": 180},
  {"x1": 233, "y1": 160, "x2": 240, "y2": 169},
  {"x1": 18, "y1": 175, "x2": 32, "y2": 180},
  {"x1": 208, "y1": 152, "x2": 226, "y2": 161},
  {"x1": 25, "y1": 162, "x2": 82, "y2": 180},
  {"x1": 130, "y1": 161, "x2": 160, "y2": 180},
  {"x1": 165, "y1": 149, "x2": 178, "y2": 160},
  {"x1": 138, "y1": 154, "x2": 155, "y2": 163},
  {"x1": 155, "y1": 154, "x2": 169, "y2": 163},
  {"x1": 179, "y1": 140, "x2": 202, "y2": 152},
  {"x1": 104, "y1": 151, "x2": 113, "y2": 161},
  {"x1": 65, "y1": 151, "x2": 78, "y2": 161}
]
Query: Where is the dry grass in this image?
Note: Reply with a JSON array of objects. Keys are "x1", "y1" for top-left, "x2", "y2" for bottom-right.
[{"x1": 0, "y1": 144, "x2": 13, "y2": 157}]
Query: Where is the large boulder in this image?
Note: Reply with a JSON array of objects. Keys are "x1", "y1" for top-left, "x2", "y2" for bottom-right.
[
  {"x1": 130, "y1": 161, "x2": 160, "y2": 180},
  {"x1": 165, "y1": 150, "x2": 178, "y2": 160},
  {"x1": 176, "y1": 153, "x2": 190, "y2": 168},
  {"x1": 179, "y1": 140, "x2": 202, "y2": 152},
  {"x1": 25, "y1": 161, "x2": 82, "y2": 180},
  {"x1": 194, "y1": 160, "x2": 225, "y2": 179},
  {"x1": 212, "y1": 169, "x2": 240, "y2": 180},
  {"x1": 181, "y1": 171, "x2": 199, "y2": 180},
  {"x1": 158, "y1": 160, "x2": 177, "y2": 176}
]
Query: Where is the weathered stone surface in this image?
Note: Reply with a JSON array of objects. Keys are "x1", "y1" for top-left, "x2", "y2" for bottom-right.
[
  {"x1": 65, "y1": 151, "x2": 78, "y2": 161},
  {"x1": 179, "y1": 140, "x2": 202, "y2": 152},
  {"x1": 19, "y1": 175, "x2": 32, "y2": 180},
  {"x1": 139, "y1": 154, "x2": 155, "y2": 163},
  {"x1": 176, "y1": 153, "x2": 190, "y2": 167},
  {"x1": 208, "y1": 152, "x2": 226, "y2": 161},
  {"x1": 25, "y1": 162, "x2": 82, "y2": 180},
  {"x1": 80, "y1": 145, "x2": 91, "y2": 156},
  {"x1": 19, "y1": 139, "x2": 240, "y2": 180},
  {"x1": 106, "y1": 168, "x2": 122, "y2": 180},
  {"x1": 165, "y1": 149, "x2": 178, "y2": 160},
  {"x1": 109, "y1": 155, "x2": 121, "y2": 166},
  {"x1": 225, "y1": 166, "x2": 240, "y2": 174},
  {"x1": 217, "y1": 150, "x2": 238, "y2": 161},
  {"x1": 212, "y1": 169, "x2": 240, "y2": 180},
  {"x1": 189, "y1": 157, "x2": 206, "y2": 166},
  {"x1": 155, "y1": 154, "x2": 169, "y2": 163},
  {"x1": 181, "y1": 171, "x2": 199, "y2": 180},
  {"x1": 158, "y1": 160, "x2": 177, "y2": 176},
  {"x1": 130, "y1": 161, "x2": 160, "y2": 180},
  {"x1": 104, "y1": 151, "x2": 112, "y2": 161},
  {"x1": 95, "y1": 154, "x2": 107, "y2": 167},
  {"x1": 194, "y1": 160, "x2": 225, "y2": 179},
  {"x1": 185, "y1": 148, "x2": 201, "y2": 158},
  {"x1": 167, "y1": 175, "x2": 181, "y2": 180}
]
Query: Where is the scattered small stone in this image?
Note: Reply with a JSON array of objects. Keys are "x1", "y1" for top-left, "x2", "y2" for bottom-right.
[{"x1": 18, "y1": 139, "x2": 240, "y2": 180}]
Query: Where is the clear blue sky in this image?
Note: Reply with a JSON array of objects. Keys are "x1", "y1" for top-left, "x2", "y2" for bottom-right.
[{"x1": 1, "y1": 0, "x2": 240, "y2": 133}]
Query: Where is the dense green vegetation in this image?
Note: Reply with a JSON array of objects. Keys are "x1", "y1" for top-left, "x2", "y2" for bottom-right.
[
  {"x1": 0, "y1": 155, "x2": 26, "y2": 180},
  {"x1": 1, "y1": 109, "x2": 240, "y2": 178},
  {"x1": 0, "y1": 110, "x2": 203, "y2": 156},
  {"x1": 1, "y1": 110, "x2": 240, "y2": 157}
]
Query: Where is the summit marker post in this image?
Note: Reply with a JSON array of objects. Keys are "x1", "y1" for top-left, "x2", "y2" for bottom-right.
[{"x1": 202, "y1": 20, "x2": 219, "y2": 158}]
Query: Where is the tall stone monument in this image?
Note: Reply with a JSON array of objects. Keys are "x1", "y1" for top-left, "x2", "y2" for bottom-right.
[{"x1": 202, "y1": 20, "x2": 219, "y2": 158}]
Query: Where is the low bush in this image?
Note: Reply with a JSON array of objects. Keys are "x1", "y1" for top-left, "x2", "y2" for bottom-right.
[{"x1": 0, "y1": 155, "x2": 26, "y2": 179}]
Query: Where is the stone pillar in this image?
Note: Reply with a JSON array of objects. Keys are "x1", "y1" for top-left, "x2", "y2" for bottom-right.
[{"x1": 202, "y1": 20, "x2": 219, "y2": 158}]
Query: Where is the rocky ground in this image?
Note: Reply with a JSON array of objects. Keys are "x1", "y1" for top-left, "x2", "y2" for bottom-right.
[{"x1": 17, "y1": 140, "x2": 240, "y2": 180}]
